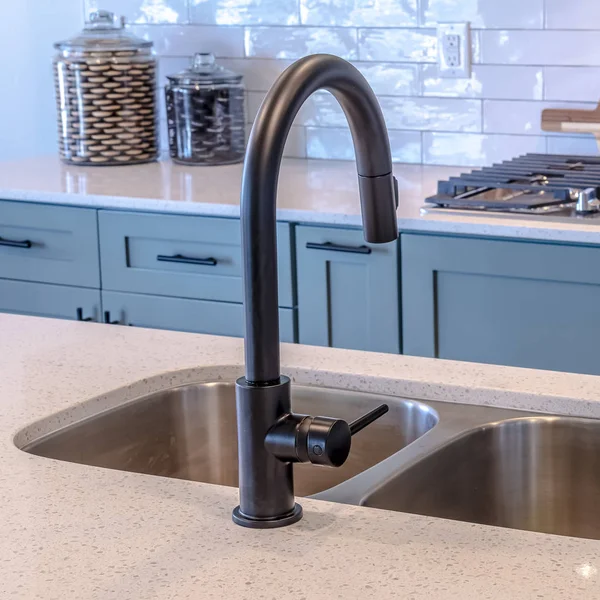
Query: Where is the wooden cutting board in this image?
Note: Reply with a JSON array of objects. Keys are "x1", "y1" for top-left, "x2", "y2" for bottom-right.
[{"x1": 542, "y1": 103, "x2": 600, "y2": 150}]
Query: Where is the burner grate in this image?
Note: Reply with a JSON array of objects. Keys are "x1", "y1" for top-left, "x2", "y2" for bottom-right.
[{"x1": 427, "y1": 153, "x2": 600, "y2": 212}]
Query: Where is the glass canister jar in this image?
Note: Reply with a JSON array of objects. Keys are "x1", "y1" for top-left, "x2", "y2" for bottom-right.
[
  {"x1": 165, "y1": 53, "x2": 245, "y2": 166},
  {"x1": 53, "y1": 10, "x2": 159, "y2": 166}
]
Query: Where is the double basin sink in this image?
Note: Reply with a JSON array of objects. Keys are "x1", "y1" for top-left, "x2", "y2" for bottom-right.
[{"x1": 21, "y1": 382, "x2": 600, "y2": 541}]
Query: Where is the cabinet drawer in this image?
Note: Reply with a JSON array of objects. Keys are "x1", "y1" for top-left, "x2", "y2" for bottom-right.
[
  {"x1": 296, "y1": 225, "x2": 399, "y2": 353},
  {"x1": 0, "y1": 278, "x2": 101, "y2": 322},
  {"x1": 0, "y1": 201, "x2": 100, "y2": 287},
  {"x1": 102, "y1": 291, "x2": 296, "y2": 342},
  {"x1": 99, "y1": 211, "x2": 294, "y2": 307}
]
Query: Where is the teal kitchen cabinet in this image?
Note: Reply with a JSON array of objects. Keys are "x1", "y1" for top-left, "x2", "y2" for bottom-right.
[
  {"x1": 295, "y1": 225, "x2": 400, "y2": 353},
  {"x1": 0, "y1": 279, "x2": 101, "y2": 322},
  {"x1": 0, "y1": 200, "x2": 101, "y2": 322},
  {"x1": 401, "y1": 233, "x2": 600, "y2": 375},
  {"x1": 102, "y1": 290, "x2": 296, "y2": 342},
  {"x1": 98, "y1": 210, "x2": 294, "y2": 308},
  {"x1": 0, "y1": 201, "x2": 100, "y2": 287}
]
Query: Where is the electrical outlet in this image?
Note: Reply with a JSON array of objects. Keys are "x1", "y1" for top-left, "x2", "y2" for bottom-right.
[{"x1": 437, "y1": 23, "x2": 471, "y2": 78}]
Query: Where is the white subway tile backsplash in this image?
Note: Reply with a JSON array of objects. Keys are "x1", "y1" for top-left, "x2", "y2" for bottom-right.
[
  {"x1": 379, "y1": 97, "x2": 481, "y2": 132},
  {"x1": 356, "y1": 63, "x2": 420, "y2": 96},
  {"x1": 245, "y1": 26, "x2": 358, "y2": 59},
  {"x1": 387, "y1": 130, "x2": 422, "y2": 163},
  {"x1": 422, "y1": 65, "x2": 543, "y2": 100},
  {"x1": 130, "y1": 24, "x2": 245, "y2": 56},
  {"x1": 358, "y1": 29, "x2": 437, "y2": 63},
  {"x1": 220, "y1": 58, "x2": 292, "y2": 90},
  {"x1": 306, "y1": 127, "x2": 421, "y2": 163},
  {"x1": 69, "y1": 0, "x2": 600, "y2": 170},
  {"x1": 423, "y1": 132, "x2": 547, "y2": 167},
  {"x1": 545, "y1": 0, "x2": 600, "y2": 30},
  {"x1": 189, "y1": 0, "x2": 300, "y2": 25},
  {"x1": 300, "y1": 0, "x2": 417, "y2": 27},
  {"x1": 218, "y1": 60, "x2": 419, "y2": 95},
  {"x1": 294, "y1": 93, "x2": 346, "y2": 127},
  {"x1": 247, "y1": 91, "x2": 335, "y2": 124},
  {"x1": 421, "y1": 0, "x2": 543, "y2": 29},
  {"x1": 481, "y1": 30, "x2": 600, "y2": 67},
  {"x1": 544, "y1": 67, "x2": 600, "y2": 102},
  {"x1": 483, "y1": 100, "x2": 541, "y2": 135},
  {"x1": 249, "y1": 92, "x2": 481, "y2": 132},
  {"x1": 547, "y1": 135, "x2": 599, "y2": 156},
  {"x1": 85, "y1": 0, "x2": 187, "y2": 24}
]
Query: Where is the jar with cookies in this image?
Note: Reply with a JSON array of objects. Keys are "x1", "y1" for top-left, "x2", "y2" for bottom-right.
[{"x1": 53, "y1": 10, "x2": 159, "y2": 166}]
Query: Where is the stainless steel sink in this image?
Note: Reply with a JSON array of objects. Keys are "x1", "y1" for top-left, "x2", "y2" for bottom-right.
[
  {"x1": 361, "y1": 415, "x2": 600, "y2": 540},
  {"x1": 22, "y1": 381, "x2": 600, "y2": 540},
  {"x1": 22, "y1": 383, "x2": 438, "y2": 498}
]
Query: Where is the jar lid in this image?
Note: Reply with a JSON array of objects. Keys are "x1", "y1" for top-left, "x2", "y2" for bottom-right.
[
  {"x1": 54, "y1": 10, "x2": 153, "y2": 52},
  {"x1": 167, "y1": 53, "x2": 242, "y2": 85}
]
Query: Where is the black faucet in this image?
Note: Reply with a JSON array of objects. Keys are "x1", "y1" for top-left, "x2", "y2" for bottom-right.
[{"x1": 233, "y1": 54, "x2": 399, "y2": 529}]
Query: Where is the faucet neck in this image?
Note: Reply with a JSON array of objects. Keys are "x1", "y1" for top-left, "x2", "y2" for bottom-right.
[{"x1": 240, "y1": 54, "x2": 398, "y2": 384}]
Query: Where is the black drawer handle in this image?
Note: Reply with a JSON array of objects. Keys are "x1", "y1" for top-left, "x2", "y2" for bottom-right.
[
  {"x1": 306, "y1": 241, "x2": 372, "y2": 255},
  {"x1": 104, "y1": 311, "x2": 121, "y2": 325},
  {"x1": 76, "y1": 308, "x2": 93, "y2": 322},
  {"x1": 0, "y1": 236, "x2": 32, "y2": 249},
  {"x1": 157, "y1": 253, "x2": 218, "y2": 266}
]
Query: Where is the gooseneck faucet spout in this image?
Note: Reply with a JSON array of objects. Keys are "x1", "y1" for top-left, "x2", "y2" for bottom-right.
[{"x1": 233, "y1": 54, "x2": 398, "y2": 528}]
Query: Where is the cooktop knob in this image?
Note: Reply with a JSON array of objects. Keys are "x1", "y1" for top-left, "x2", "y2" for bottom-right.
[{"x1": 576, "y1": 188, "x2": 599, "y2": 213}]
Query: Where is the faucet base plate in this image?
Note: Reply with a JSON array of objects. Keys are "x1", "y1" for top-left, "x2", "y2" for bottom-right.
[{"x1": 232, "y1": 503, "x2": 303, "y2": 529}]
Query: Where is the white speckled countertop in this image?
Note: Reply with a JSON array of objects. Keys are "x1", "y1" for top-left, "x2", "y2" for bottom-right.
[
  {"x1": 2, "y1": 155, "x2": 600, "y2": 244},
  {"x1": 2, "y1": 313, "x2": 600, "y2": 599}
]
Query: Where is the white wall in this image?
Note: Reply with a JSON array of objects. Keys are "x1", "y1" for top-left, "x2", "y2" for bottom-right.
[
  {"x1": 0, "y1": 0, "x2": 83, "y2": 161},
  {"x1": 2, "y1": 0, "x2": 600, "y2": 165}
]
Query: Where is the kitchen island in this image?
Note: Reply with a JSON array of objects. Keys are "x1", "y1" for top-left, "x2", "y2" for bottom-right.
[{"x1": 1, "y1": 313, "x2": 600, "y2": 599}]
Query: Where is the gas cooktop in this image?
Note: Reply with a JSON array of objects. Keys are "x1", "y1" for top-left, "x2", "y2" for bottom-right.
[{"x1": 423, "y1": 153, "x2": 600, "y2": 220}]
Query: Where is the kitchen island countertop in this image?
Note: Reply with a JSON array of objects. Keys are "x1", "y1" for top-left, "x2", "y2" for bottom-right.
[{"x1": 2, "y1": 313, "x2": 600, "y2": 599}]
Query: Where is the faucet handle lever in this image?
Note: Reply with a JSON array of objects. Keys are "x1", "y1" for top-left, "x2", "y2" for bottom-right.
[
  {"x1": 349, "y1": 403, "x2": 389, "y2": 436},
  {"x1": 265, "y1": 403, "x2": 389, "y2": 469}
]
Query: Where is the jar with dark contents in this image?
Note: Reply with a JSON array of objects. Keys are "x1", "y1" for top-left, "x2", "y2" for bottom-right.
[
  {"x1": 53, "y1": 10, "x2": 159, "y2": 166},
  {"x1": 165, "y1": 53, "x2": 245, "y2": 166}
]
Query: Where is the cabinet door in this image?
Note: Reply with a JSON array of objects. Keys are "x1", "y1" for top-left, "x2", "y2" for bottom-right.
[
  {"x1": 295, "y1": 225, "x2": 399, "y2": 353},
  {"x1": 401, "y1": 233, "x2": 600, "y2": 375},
  {"x1": 0, "y1": 279, "x2": 101, "y2": 321},
  {"x1": 102, "y1": 291, "x2": 296, "y2": 342}
]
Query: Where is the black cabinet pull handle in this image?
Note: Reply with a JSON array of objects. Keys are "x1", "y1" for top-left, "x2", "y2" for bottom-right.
[
  {"x1": 157, "y1": 254, "x2": 217, "y2": 266},
  {"x1": 76, "y1": 308, "x2": 93, "y2": 322},
  {"x1": 104, "y1": 311, "x2": 120, "y2": 325},
  {"x1": 0, "y1": 236, "x2": 32, "y2": 249},
  {"x1": 306, "y1": 241, "x2": 372, "y2": 255}
]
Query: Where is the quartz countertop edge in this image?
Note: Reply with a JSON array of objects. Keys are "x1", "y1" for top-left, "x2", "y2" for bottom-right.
[
  {"x1": 2, "y1": 155, "x2": 600, "y2": 244},
  {"x1": 1, "y1": 313, "x2": 599, "y2": 599}
]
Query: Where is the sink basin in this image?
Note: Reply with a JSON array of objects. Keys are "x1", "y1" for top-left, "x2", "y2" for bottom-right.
[
  {"x1": 23, "y1": 383, "x2": 438, "y2": 498},
  {"x1": 362, "y1": 416, "x2": 600, "y2": 540},
  {"x1": 27, "y1": 381, "x2": 599, "y2": 540}
]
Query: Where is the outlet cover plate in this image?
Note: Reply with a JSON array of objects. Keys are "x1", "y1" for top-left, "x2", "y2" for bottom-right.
[{"x1": 437, "y1": 22, "x2": 471, "y2": 79}]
